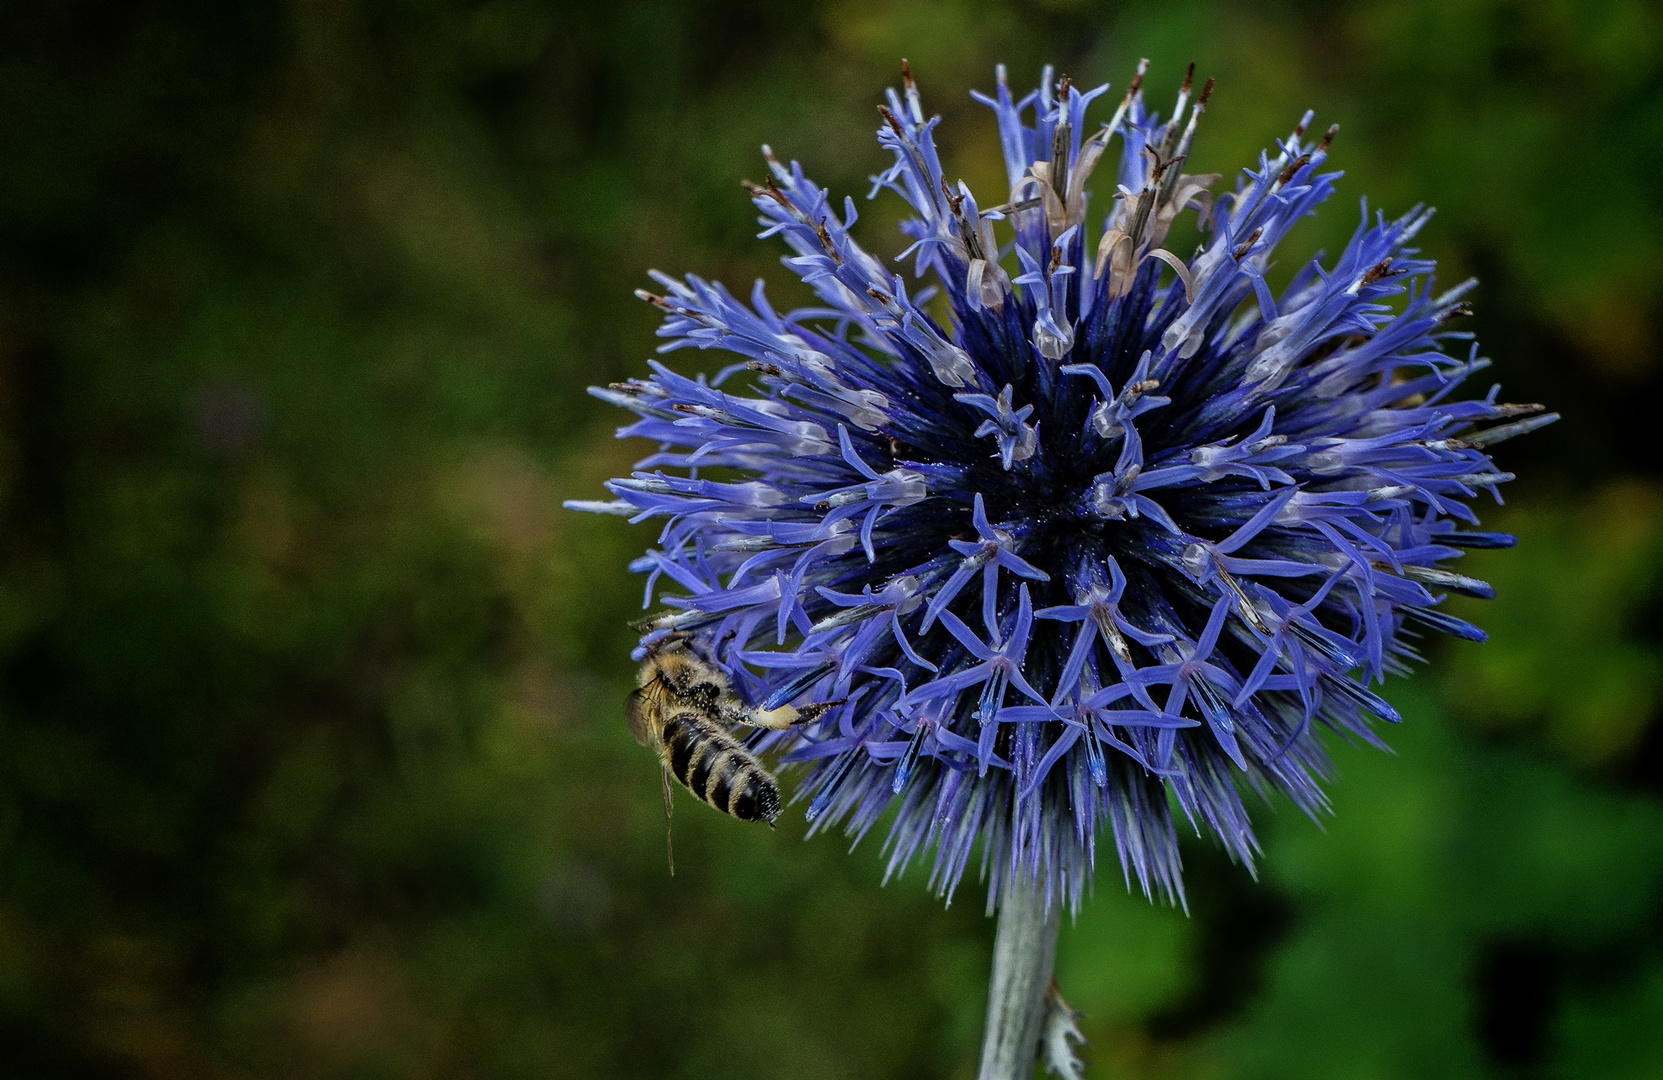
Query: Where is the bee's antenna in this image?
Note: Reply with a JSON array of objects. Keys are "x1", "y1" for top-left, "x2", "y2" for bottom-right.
[{"x1": 661, "y1": 763, "x2": 676, "y2": 876}]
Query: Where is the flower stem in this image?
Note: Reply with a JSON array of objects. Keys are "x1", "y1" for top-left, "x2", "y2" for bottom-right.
[{"x1": 977, "y1": 878, "x2": 1062, "y2": 1080}]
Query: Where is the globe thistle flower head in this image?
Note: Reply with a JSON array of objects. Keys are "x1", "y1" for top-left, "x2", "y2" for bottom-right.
[{"x1": 569, "y1": 61, "x2": 1551, "y2": 911}]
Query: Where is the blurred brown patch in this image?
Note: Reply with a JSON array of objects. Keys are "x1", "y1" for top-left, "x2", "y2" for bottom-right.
[
  {"x1": 1567, "y1": 287, "x2": 1655, "y2": 379},
  {"x1": 447, "y1": 444, "x2": 554, "y2": 556},
  {"x1": 511, "y1": 654, "x2": 590, "y2": 735},
  {"x1": 283, "y1": 942, "x2": 416, "y2": 1063}
]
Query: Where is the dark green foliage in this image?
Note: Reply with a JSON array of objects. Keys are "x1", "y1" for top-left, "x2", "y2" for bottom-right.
[{"x1": 0, "y1": 1, "x2": 1658, "y2": 1076}]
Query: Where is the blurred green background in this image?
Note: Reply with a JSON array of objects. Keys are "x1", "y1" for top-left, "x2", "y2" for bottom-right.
[{"x1": 1, "y1": 0, "x2": 1660, "y2": 1076}]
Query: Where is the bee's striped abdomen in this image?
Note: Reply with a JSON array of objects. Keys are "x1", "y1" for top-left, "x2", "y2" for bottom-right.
[{"x1": 661, "y1": 714, "x2": 781, "y2": 823}]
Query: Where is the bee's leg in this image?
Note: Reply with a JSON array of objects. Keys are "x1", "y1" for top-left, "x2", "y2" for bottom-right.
[
  {"x1": 661, "y1": 763, "x2": 676, "y2": 877},
  {"x1": 792, "y1": 700, "x2": 843, "y2": 725},
  {"x1": 714, "y1": 698, "x2": 789, "y2": 730},
  {"x1": 723, "y1": 699, "x2": 843, "y2": 730},
  {"x1": 631, "y1": 624, "x2": 693, "y2": 652}
]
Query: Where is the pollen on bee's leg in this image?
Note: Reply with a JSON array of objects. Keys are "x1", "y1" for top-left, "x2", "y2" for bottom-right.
[
  {"x1": 792, "y1": 700, "x2": 845, "y2": 725},
  {"x1": 749, "y1": 705, "x2": 800, "y2": 730}
]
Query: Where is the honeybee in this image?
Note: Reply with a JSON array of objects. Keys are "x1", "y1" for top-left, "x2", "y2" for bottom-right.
[{"x1": 627, "y1": 639, "x2": 831, "y2": 873}]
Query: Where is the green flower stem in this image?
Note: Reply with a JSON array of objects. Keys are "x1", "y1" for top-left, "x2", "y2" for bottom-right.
[{"x1": 977, "y1": 879, "x2": 1062, "y2": 1080}]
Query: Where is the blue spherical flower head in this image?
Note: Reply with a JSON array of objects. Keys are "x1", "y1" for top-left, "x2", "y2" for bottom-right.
[{"x1": 568, "y1": 61, "x2": 1551, "y2": 911}]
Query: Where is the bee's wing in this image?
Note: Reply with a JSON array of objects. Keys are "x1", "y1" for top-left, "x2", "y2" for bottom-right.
[{"x1": 624, "y1": 687, "x2": 654, "y2": 747}]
